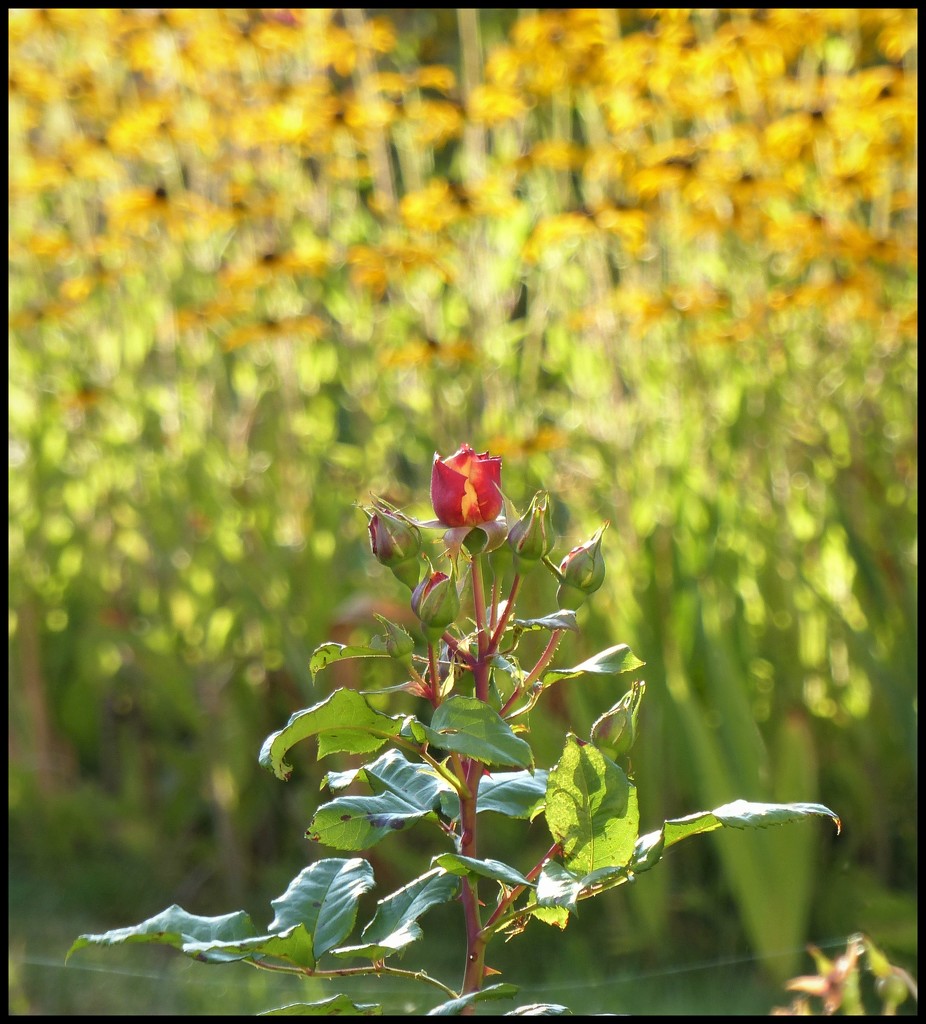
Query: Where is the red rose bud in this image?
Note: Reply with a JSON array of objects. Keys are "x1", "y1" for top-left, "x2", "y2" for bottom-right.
[
  {"x1": 507, "y1": 491, "x2": 554, "y2": 572},
  {"x1": 590, "y1": 680, "x2": 645, "y2": 760},
  {"x1": 430, "y1": 444, "x2": 503, "y2": 528},
  {"x1": 368, "y1": 502, "x2": 421, "y2": 590},
  {"x1": 556, "y1": 523, "x2": 608, "y2": 610},
  {"x1": 411, "y1": 569, "x2": 460, "y2": 640}
]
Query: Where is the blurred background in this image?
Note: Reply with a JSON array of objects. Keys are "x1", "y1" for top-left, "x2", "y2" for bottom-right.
[{"x1": 9, "y1": 8, "x2": 916, "y2": 1015}]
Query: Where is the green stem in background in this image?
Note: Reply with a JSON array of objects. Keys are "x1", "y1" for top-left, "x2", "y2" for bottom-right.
[
  {"x1": 426, "y1": 641, "x2": 442, "y2": 707},
  {"x1": 500, "y1": 627, "x2": 565, "y2": 717},
  {"x1": 488, "y1": 573, "x2": 521, "y2": 653},
  {"x1": 488, "y1": 569, "x2": 501, "y2": 630},
  {"x1": 245, "y1": 957, "x2": 459, "y2": 999},
  {"x1": 482, "y1": 842, "x2": 562, "y2": 936}
]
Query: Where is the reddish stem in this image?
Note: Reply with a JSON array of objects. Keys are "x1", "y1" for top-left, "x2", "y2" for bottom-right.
[
  {"x1": 458, "y1": 756, "x2": 486, "y2": 1008},
  {"x1": 499, "y1": 628, "x2": 565, "y2": 716},
  {"x1": 488, "y1": 574, "x2": 522, "y2": 653}
]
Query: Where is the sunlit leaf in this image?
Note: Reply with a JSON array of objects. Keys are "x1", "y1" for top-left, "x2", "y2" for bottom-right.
[
  {"x1": 406, "y1": 696, "x2": 533, "y2": 769},
  {"x1": 535, "y1": 862, "x2": 582, "y2": 914},
  {"x1": 544, "y1": 735, "x2": 639, "y2": 875},
  {"x1": 541, "y1": 645, "x2": 644, "y2": 688},
  {"x1": 322, "y1": 748, "x2": 455, "y2": 805},
  {"x1": 268, "y1": 859, "x2": 376, "y2": 960},
  {"x1": 427, "y1": 983, "x2": 519, "y2": 1015},
  {"x1": 663, "y1": 800, "x2": 842, "y2": 846},
  {"x1": 259, "y1": 689, "x2": 409, "y2": 781},
  {"x1": 260, "y1": 995, "x2": 382, "y2": 1015},
  {"x1": 67, "y1": 905, "x2": 256, "y2": 963},
  {"x1": 432, "y1": 854, "x2": 533, "y2": 889},
  {"x1": 512, "y1": 611, "x2": 578, "y2": 633},
  {"x1": 358, "y1": 868, "x2": 458, "y2": 954},
  {"x1": 504, "y1": 1003, "x2": 572, "y2": 1015},
  {"x1": 307, "y1": 783, "x2": 446, "y2": 849},
  {"x1": 309, "y1": 641, "x2": 392, "y2": 680}
]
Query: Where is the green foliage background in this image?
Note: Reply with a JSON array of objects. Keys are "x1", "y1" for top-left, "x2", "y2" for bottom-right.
[{"x1": 9, "y1": 8, "x2": 916, "y2": 1015}]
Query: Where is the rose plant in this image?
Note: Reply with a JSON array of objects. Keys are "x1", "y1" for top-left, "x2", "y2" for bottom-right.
[{"x1": 68, "y1": 445, "x2": 841, "y2": 1015}]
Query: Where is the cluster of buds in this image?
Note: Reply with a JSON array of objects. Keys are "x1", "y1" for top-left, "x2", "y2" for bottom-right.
[{"x1": 366, "y1": 444, "x2": 610, "y2": 640}]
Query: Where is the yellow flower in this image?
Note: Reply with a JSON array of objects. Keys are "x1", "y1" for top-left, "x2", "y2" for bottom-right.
[
  {"x1": 413, "y1": 65, "x2": 457, "y2": 94},
  {"x1": 400, "y1": 180, "x2": 464, "y2": 234},
  {"x1": 105, "y1": 186, "x2": 215, "y2": 241},
  {"x1": 175, "y1": 296, "x2": 254, "y2": 335},
  {"x1": 342, "y1": 94, "x2": 400, "y2": 138},
  {"x1": 467, "y1": 84, "x2": 529, "y2": 126},
  {"x1": 220, "y1": 244, "x2": 334, "y2": 290},
  {"x1": 630, "y1": 140, "x2": 701, "y2": 201},
  {"x1": 486, "y1": 426, "x2": 568, "y2": 459},
  {"x1": 592, "y1": 205, "x2": 651, "y2": 257},
  {"x1": 58, "y1": 263, "x2": 118, "y2": 304},
  {"x1": 378, "y1": 336, "x2": 476, "y2": 369},
  {"x1": 13, "y1": 229, "x2": 75, "y2": 263},
  {"x1": 222, "y1": 313, "x2": 326, "y2": 352},
  {"x1": 58, "y1": 135, "x2": 123, "y2": 184},
  {"x1": 876, "y1": 10, "x2": 918, "y2": 62},
  {"x1": 515, "y1": 140, "x2": 586, "y2": 173},
  {"x1": 462, "y1": 176, "x2": 523, "y2": 220},
  {"x1": 522, "y1": 213, "x2": 597, "y2": 264},
  {"x1": 106, "y1": 99, "x2": 178, "y2": 159},
  {"x1": 9, "y1": 299, "x2": 77, "y2": 332},
  {"x1": 400, "y1": 99, "x2": 464, "y2": 149},
  {"x1": 347, "y1": 241, "x2": 453, "y2": 297}
]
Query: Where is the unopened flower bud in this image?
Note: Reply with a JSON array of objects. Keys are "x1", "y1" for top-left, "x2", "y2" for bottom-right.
[
  {"x1": 590, "y1": 680, "x2": 645, "y2": 760},
  {"x1": 507, "y1": 492, "x2": 554, "y2": 573},
  {"x1": 374, "y1": 614, "x2": 415, "y2": 666},
  {"x1": 556, "y1": 524, "x2": 608, "y2": 609},
  {"x1": 367, "y1": 501, "x2": 421, "y2": 590},
  {"x1": 411, "y1": 569, "x2": 460, "y2": 640}
]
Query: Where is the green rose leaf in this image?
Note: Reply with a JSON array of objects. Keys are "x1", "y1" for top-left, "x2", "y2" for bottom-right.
[
  {"x1": 330, "y1": 867, "x2": 460, "y2": 959},
  {"x1": 505, "y1": 1004, "x2": 572, "y2": 1015},
  {"x1": 308, "y1": 792, "x2": 441, "y2": 851},
  {"x1": 544, "y1": 735, "x2": 639, "y2": 875},
  {"x1": 439, "y1": 769, "x2": 549, "y2": 821},
  {"x1": 68, "y1": 859, "x2": 375, "y2": 971},
  {"x1": 182, "y1": 926, "x2": 315, "y2": 968},
  {"x1": 309, "y1": 641, "x2": 392, "y2": 680},
  {"x1": 477, "y1": 769, "x2": 548, "y2": 817},
  {"x1": 512, "y1": 610, "x2": 579, "y2": 633},
  {"x1": 67, "y1": 905, "x2": 257, "y2": 963},
  {"x1": 329, "y1": 921, "x2": 423, "y2": 962},
  {"x1": 268, "y1": 859, "x2": 376, "y2": 961},
  {"x1": 534, "y1": 862, "x2": 583, "y2": 914},
  {"x1": 432, "y1": 854, "x2": 534, "y2": 889},
  {"x1": 260, "y1": 689, "x2": 408, "y2": 781},
  {"x1": 408, "y1": 695, "x2": 534, "y2": 769},
  {"x1": 540, "y1": 644, "x2": 644, "y2": 688},
  {"x1": 310, "y1": 750, "x2": 455, "y2": 850},
  {"x1": 260, "y1": 995, "x2": 382, "y2": 1015},
  {"x1": 323, "y1": 748, "x2": 455, "y2": 805},
  {"x1": 664, "y1": 799, "x2": 842, "y2": 847},
  {"x1": 629, "y1": 801, "x2": 841, "y2": 877},
  {"x1": 428, "y1": 983, "x2": 520, "y2": 1015}
]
